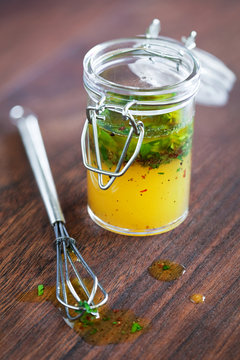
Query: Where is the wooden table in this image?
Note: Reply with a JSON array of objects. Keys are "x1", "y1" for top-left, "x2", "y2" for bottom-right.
[{"x1": 1, "y1": 0, "x2": 239, "y2": 359}]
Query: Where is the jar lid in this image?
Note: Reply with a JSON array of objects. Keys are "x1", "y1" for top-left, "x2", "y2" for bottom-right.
[
  {"x1": 193, "y1": 47, "x2": 236, "y2": 106},
  {"x1": 83, "y1": 26, "x2": 200, "y2": 105},
  {"x1": 146, "y1": 19, "x2": 236, "y2": 107}
]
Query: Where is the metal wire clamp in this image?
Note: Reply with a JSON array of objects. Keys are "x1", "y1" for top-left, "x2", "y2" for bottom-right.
[{"x1": 81, "y1": 99, "x2": 145, "y2": 190}]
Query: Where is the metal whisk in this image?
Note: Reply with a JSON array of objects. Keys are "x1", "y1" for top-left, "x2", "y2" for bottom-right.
[{"x1": 10, "y1": 105, "x2": 108, "y2": 320}]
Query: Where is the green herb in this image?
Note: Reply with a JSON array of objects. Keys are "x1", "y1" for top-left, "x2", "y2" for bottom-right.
[
  {"x1": 112, "y1": 321, "x2": 117, "y2": 325},
  {"x1": 75, "y1": 300, "x2": 98, "y2": 314},
  {"x1": 177, "y1": 168, "x2": 181, "y2": 172},
  {"x1": 37, "y1": 284, "x2": 44, "y2": 296},
  {"x1": 149, "y1": 163, "x2": 159, "y2": 169},
  {"x1": 131, "y1": 322, "x2": 143, "y2": 333},
  {"x1": 103, "y1": 316, "x2": 110, "y2": 321},
  {"x1": 163, "y1": 265, "x2": 170, "y2": 270},
  {"x1": 80, "y1": 314, "x2": 94, "y2": 326},
  {"x1": 158, "y1": 172, "x2": 164, "y2": 175},
  {"x1": 89, "y1": 328, "x2": 98, "y2": 335},
  {"x1": 89, "y1": 106, "x2": 193, "y2": 169}
]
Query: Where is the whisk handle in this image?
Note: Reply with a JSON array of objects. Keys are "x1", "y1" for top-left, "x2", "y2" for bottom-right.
[{"x1": 9, "y1": 106, "x2": 65, "y2": 225}]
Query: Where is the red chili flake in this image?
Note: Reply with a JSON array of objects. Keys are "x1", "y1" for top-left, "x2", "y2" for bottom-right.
[
  {"x1": 119, "y1": 126, "x2": 126, "y2": 131},
  {"x1": 140, "y1": 189, "x2": 148, "y2": 193},
  {"x1": 183, "y1": 169, "x2": 186, "y2": 178},
  {"x1": 113, "y1": 309, "x2": 120, "y2": 313},
  {"x1": 141, "y1": 174, "x2": 146, "y2": 179},
  {"x1": 158, "y1": 263, "x2": 163, "y2": 268}
]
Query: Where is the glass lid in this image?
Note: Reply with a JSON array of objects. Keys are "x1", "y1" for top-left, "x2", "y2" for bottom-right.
[{"x1": 144, "y1": 19, "x2": 236, "y2": 106}]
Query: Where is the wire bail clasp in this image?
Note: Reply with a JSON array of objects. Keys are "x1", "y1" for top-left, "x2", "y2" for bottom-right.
[
  {"x1": 81, "y1": 98, "x2": 144, "y2": 190},
  {"x1": 181, "y1": 31, "x2": 197, "y2": 50}
]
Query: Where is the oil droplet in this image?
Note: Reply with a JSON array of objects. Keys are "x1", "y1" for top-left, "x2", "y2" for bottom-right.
[
  {"x1": 189, "y1": 293, "x2": 205, "y2": 304},
  {"x1": 148, "y1": 259, "x2": 185, "y2": 281},
  {"x1": 19, "y1": 278, "x2": 150, "y2": 345}
]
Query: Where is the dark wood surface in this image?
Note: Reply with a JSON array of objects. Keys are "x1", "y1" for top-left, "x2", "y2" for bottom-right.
[{"x1": 1, "y1": 0, "x2": 240, "y2": 359}]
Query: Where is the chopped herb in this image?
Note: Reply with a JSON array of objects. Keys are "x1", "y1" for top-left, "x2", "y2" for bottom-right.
[
  {"x1": 112, "y1": 321, "x2": 117, "y2": 325},
  {"x1": 131, "y1": 322, "x2": 143, "y2": 333},
  {"x1": 75, "y1": 300, "x2": 98, "y2": 314},
  {"x1": 149, "y1": 163, "x2": 159, "y2": 169},
  {"x1": 103, "y1": 316, "x2": 110, "y2": 321},
  {"x1": 163, "y1": 265, "x2": 170, "y2": 270},
  {"x1": 79, "y1": 313, "x2": 94, "y2": 326},
  {"x1": 177, "y1": 168, "x2": 181, "y2": 172},
  {"x1": 89, "y1": 108, "x2": 193, "y2": 170},
  {"x1": 37, "y1": 284, "x2": 44, "y2": 296},
  {"x1": 89, "y1": 328, "x2": 98, "y2": 335},
  {"x1": 158, "y1": 172, "x2": 164, "y2": 175}
]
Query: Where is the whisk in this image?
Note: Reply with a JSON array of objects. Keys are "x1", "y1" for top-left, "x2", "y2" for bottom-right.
[{"x1": 10, "y1": 105, "x2": 108, "y2": 320}]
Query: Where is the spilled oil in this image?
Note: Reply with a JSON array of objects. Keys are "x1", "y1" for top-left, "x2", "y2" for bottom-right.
[
  {"x1": 189, "y1": 293, "x2": 205, "y2": 304},
  {"x1": 73, "y1": 308, "x2": 149, "y2": 345},
  {"x1": 19, "y1": 278, "x2": 149, "y2": 345},
  {"x1": 148, "y1": 259, "x2": 185, "y2": 281}
]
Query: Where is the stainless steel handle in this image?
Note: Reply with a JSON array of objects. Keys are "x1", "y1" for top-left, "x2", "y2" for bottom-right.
[{"x1": 9, "y1": 105, "x2": 65, "y2": 225}]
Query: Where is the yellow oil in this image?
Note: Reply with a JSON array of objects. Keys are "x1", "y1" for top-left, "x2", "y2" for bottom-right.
[{"x1": 87, "y1": 153, "x2": 191, "y2": 235}]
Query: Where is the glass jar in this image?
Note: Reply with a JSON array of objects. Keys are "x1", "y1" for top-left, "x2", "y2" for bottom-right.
[{"x1": 82, "y1": 36, "x2": 200, "y2": 236}]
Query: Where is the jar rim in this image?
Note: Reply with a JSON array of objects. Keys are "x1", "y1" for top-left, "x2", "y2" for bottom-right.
[{"x1": 83, "y1": 36, "x2": 201, "y2": 104}]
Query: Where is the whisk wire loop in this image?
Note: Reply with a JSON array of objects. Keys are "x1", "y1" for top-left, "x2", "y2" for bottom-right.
[{"x1": 54, "y1": 221, "x2": 108, "y2": 319}]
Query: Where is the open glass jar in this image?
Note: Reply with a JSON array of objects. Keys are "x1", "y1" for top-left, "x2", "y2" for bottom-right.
[{"x1": 82, "y1": 35, "x2": 200, "y2": 236}]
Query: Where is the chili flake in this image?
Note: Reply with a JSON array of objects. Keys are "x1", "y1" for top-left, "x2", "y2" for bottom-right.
[
  {"x1": 140, "y1": 189, "x2": 148, "y2": 193},
  {"x1": 183, "y1": 169, "x2": 186, "y2": 178}
]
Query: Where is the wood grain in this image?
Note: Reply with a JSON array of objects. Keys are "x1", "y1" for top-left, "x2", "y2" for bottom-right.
[{"x1": 0, "y1": 0, "x2": 240, "y2": 359}]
